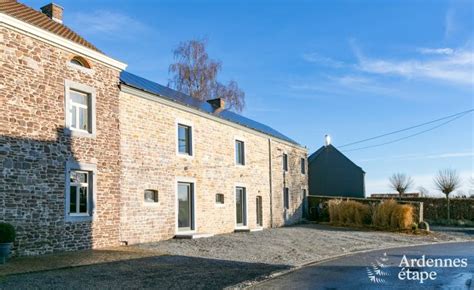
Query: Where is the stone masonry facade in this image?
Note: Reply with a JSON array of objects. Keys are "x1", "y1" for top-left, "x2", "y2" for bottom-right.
[
  {"x1": 1, "y1": 1, "x2": 307, "y2": 255},
  {"x1": 119, "y1": 91, "x2": 307, "y2": 244},
  {"x1": 0, "y1": 26, "x2": 122, "y2": 255}
]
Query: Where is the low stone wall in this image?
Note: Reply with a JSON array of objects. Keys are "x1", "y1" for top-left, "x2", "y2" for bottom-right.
[
  {"x1": 307, "y1": 195, "x2": 424, "y2": 223},
  {"x1": 372, "y1": 197, "x2": 474, "y2": 222}
]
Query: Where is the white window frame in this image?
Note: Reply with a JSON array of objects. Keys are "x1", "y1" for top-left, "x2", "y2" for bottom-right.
[
  {"x1": 215, "y1": 193, "x2": 225, "y2": 207},
  {"x1": 65, "y1": 161, "x2": 97, "y2": 222},
  {"x1": 175, "y1": 119, "x2": 194, "y2": 158},
  {"x1": 234, "y1": 136, "x2": 246, "y2": 166},
  {"x1": 64, "y1": 80, "x2": 96, "y2": 138}
]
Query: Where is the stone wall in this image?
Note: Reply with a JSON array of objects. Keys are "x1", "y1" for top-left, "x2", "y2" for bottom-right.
[
  {"x1": 0, "y1": 27, "x2": 122, "y2": 255},
  {"x1": 119, "y1": 91, "x2": 308, "y2": 244}
]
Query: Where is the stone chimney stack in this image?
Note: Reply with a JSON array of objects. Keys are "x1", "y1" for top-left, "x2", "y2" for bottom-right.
[
  {"x1": 207, "y1": 98, "x2": 226, "y2": 112},
  {"x1": 40, "y1": 3, "x2": 63, "y2": 24}
]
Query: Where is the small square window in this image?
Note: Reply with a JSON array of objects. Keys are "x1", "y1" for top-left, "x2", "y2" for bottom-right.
[
  {"x1": 216, "y1": 193, "x2": 224, "y2": 204},
  {"x1": 144, "y1": 189, "x2": 159, "y2": 203}
]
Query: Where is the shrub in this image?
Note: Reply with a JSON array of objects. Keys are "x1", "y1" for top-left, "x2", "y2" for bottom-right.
[
  {"x1": 373, "y1": 199, "x2": 398, "y2": 228},
  {"x1": 0, "y1": 223, "x2": 15, "y2": 243},
  {"x1": 328, "y1": 200, "x2": 371, "y2": 226},
  {"x1": 390, "y1": 204, "x2": 414, "y2": 229}
]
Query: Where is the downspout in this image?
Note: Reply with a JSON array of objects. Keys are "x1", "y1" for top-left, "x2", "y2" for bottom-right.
[{"x1": 268, "y1": 138, "x2": 273, "y2": 228}]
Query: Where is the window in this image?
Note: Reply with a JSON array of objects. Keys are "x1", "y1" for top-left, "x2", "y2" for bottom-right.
[
  {"x1": 68, "y1": 170, "x2": 91, "y2": 216},
  {"x1": 301, "y1": 158, "x2": 306, "y2": 174},
  {"x1": 178, "y1": 124, "x2": 192, "y2": 155},
  {"x1": 283, "y1": 187, "x2": 289, "y2": 209},
  {"x1": 65, "y1": 80, "x2": 96, "y2": 137},
  {"x1": 283, "y1": 153, "x2": 288, "y2": 172},
  {"x1": 70, "y1": 56, "x2": 91, "y2": 68},
  {"x1": 235, "y1": 140, "x2": 245, "y2": 165},
  {"x1": 216, "y1": 193, "x2": 224, "y2": 204},
  {"x1": 69, "y1": 90, "x2": 90, "y2": 132},
  {"x1": 144, "y1": 189, "x2": 159, "y2": 203}
]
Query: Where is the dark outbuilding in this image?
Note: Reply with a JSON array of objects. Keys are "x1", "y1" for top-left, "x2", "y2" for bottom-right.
[{"x1": 308, "y1": 143, "x2": 365, "y2": 198}]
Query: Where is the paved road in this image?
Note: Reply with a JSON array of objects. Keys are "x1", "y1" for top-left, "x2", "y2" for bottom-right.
[{"x1": 254, "y1": 242, "x2": 474, "y2": 289}]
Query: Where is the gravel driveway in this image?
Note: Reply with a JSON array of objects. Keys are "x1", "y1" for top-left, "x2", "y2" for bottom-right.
[
  {"x1": 1, "y1": 224, "x2": 471, "y2": 289},
  {"x1": 136, "y1": 223, "x2": 471, "y2": 267}
]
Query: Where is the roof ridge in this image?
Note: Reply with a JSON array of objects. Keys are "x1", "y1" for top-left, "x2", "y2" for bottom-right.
[{"x1": 0, "y1": 1, "x2": 101, "y2": 52}]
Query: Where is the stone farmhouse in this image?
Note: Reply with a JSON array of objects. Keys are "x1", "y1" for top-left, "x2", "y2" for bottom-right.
[{"x1": 0, "y1": 0, "x2": 308, "y2": 255}]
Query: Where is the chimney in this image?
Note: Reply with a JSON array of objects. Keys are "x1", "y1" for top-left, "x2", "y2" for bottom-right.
[
  {"x1": 324, "y1": 134, "x2": 331, "y2": 147},
  {"x1": 40, "y1": 3, "x2": 64, "y2": 24},
  {"x1": 207, "y1": 98, "x2": 225, "y2": 112}
]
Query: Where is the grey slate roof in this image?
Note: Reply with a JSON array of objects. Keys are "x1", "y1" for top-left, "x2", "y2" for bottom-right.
[
  {"x1": 120, "y1": 71, "x2": 300, "y2": 145},
  {"x1": 308, "y1": 144, "x2": 365, "y2": 173}
]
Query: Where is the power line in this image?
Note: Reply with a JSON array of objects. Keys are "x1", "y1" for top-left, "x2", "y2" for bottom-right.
[
  {"x1": 342, "y1": 112, "x2": 471, "y2": 152},
  {"x1": 339, "y1": 109, "x2": 474, "y2": 148}
]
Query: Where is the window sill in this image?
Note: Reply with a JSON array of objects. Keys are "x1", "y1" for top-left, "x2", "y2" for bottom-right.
[
  {"x1": 65, "y1": 128, "x2": 96, "y2": 138},
  {"x1": 215, "y1": 203, "x2": 225, "y2": 208},
  {"x1": 144, "y1": 202, "x2": 160, "y2": 207},
  {"x1": 177, "y1": 153, "x2": 194, "y2": 159},
  {"x1": 65, "y1": 215, "x2": 92, "y2": 223},
  {"x1": 235, "y1": 164, "x2": 246, "y2": 168}
]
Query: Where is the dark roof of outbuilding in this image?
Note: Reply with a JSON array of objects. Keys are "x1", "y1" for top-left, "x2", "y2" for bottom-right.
[
  {"x1": 120, "y1": 71, "x2": 301, "y2": 146},
  {"x1": 0, "y1": 0, "x2": 101, "y2": 52},
  {"x1": 308, "y1": 144, "x2": 365, "y2": 172}
]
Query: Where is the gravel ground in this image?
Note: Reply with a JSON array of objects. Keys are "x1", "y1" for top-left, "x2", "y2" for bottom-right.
[
  {"x1": 136, "y1": 223, "x2": 472, "y2": 267},
  {"x1": 0, "y1": 224, "x2": 471, "y2": 289}
]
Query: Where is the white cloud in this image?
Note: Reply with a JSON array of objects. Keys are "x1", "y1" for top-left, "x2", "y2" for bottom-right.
[
  {"x1": 355, "y1": 48, "x2": 474, "y2": 86},
  {"x1": 302, "y1": 52, "x2": 345, "y2": 68},
  {"x1": 417, "y1": 48, "x2": 454, "y2": 55},
  {"x1": 70, "y1": 10, "x2": 148, "y2": 37}
]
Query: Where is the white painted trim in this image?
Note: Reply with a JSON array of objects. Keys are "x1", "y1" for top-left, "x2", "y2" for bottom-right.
[
  {"x1": 175, "y1": 118, "x2": 194, "y2": 159},
  {"x1": 64, "y1": 80, "x2": 96, "y2": 138},
  {"x1": 234, "y1": 184, "x2": 248, "y2": 228},
  {"x1": 64, "y1": 161, "x2": 97, "y2": 222},
  {"x1": 175, "y1": 177, "x2": 197, "y2": 234},
  {"x1": 233, "y1": 136, "x2": 246, "y2": 167},
  {"x1": 0, "y1": 13, "x2": 127, "y2": 71},
  {"x1": 120, "y1": 87, "x2": 306, "y2": 151}
]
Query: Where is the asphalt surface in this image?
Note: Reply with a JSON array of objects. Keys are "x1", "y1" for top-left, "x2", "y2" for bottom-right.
[{"x1": 254, "y1": 242, "x2": 474, "y2": 289}]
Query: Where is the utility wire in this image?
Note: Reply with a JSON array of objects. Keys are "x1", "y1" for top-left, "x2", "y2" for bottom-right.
[
  {"x1": 339, "y1": 109, "x2": 474, "y2": 148},
  {"x1": 342, "y1": 111, "x2": 471, "y2": 152}
]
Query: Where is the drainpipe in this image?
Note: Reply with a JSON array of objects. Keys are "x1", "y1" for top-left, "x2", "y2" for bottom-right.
[{"x1": 268, "y1": 138, "x2": 273, "y2": 228}]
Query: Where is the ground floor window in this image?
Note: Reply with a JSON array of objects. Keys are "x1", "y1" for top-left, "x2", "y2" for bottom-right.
[
  {"x1": 283, "y1": 187, "x2": 290, "y2": 209},
  {"x1": 236, "y1": 187, "x2": 247, "y2": 227},
  {"x1": 178, "y1": 182, "x2": 194, "y2": 231},
  {"x1": 65, "y1": 162, "x2": 96, "y2": 221}
]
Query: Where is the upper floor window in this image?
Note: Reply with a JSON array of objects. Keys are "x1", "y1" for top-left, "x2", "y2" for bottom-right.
[
  {"x1": 301, "y1": 158, "x2": 306, "y2": 174},
  {"x1": 65, "y1": 80, "x2": 96, "y2": 137},
  {"x1": 283, "y1": 153, "x2": 288, "y2": 172},
  {"x1": 235, "y1": 140, "x2": 245, "y2": 165},
  {"x1": 178, "y1": 124, "x2": 192, "y2": 155},
  {"x1": 70, "y1": 90, "x2": 90, "y2": 132},
  {"x1": 70, "y1": 56, "x2": 91, "y2": 69}
]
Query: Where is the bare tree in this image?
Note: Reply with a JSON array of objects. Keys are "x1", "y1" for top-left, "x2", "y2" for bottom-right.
[
  {"x1": 389, "y1": 173, "x2": 414, "y2": 199},
  {"x1": 433, "y1": 169, "x2": 461, "y2": 220},
  {"x1": 169, "y1": 39, "x2": 245, "y2": 112}
]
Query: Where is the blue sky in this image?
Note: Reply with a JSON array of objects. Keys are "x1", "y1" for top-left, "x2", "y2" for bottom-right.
[{"x1": 27, "y1": 0, "x2": 473, "y2": 195}]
